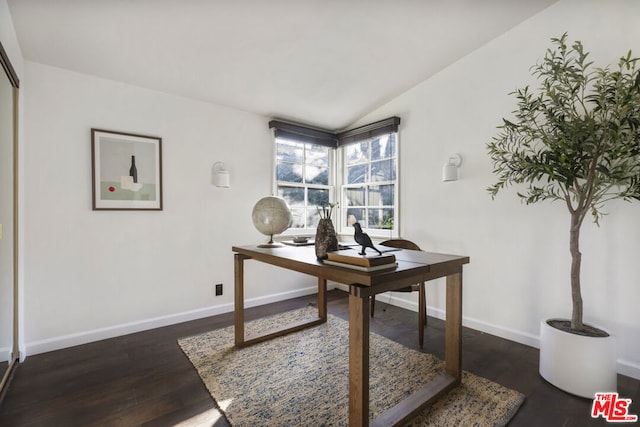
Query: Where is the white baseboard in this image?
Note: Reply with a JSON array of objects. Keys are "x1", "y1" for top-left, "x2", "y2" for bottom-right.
[
  {"x1": 343, "y1": 286, "x2": 640, "y2": 381},
  {"x1": 427, "y1": 306, "x2": 541, "y2": 348},
  {"x1": 617, "y1": 359, "x2": 640, "y2": 380},
  {"x1": 24, "y1": 285, "x2": 321, "y2": 357},
  {"x1": 23, "y1": 284, "x2": 640, "y2": 381}
]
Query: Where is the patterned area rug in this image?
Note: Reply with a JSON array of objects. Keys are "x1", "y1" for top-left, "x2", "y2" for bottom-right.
[{"x1": 178, "y1": 307, "x2": 525, "y2": 426}]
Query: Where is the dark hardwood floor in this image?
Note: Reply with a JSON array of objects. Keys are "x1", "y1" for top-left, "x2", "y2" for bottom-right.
[{"x1": 0, "y1": 289, "x2": 637, "y2": 426}]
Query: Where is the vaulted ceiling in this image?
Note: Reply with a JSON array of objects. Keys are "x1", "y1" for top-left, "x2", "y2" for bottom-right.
[{"x1": 8, "y1": 0, "x2": 557, "y2": 130}]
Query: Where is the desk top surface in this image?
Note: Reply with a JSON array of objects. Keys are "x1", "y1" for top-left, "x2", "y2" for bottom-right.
[{"x1": 232, "y1": 244, "x2": 469, "y2": 287}]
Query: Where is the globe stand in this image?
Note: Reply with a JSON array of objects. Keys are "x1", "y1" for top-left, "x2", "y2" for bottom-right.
[{"x1": 257, "y1": 235, "x2": 285, "y2": 248}]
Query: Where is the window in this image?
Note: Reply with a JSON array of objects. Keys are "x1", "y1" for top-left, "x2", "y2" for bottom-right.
[
  {"x1": 341, "y1": 133, "x2": 397, "y2": 237},
  {"x1": 275, "y1": 138, "x2": 332, "y2": 230},
  {"x1": 269, "y1": 117, "x2": 399, "y2": 238}
]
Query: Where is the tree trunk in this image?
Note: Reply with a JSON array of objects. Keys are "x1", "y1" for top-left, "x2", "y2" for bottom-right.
[{"x1": 570, "y1": 212, "x2": 584, "y2": 331}]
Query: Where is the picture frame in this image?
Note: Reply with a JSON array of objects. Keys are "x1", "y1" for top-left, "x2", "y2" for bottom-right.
[{"x1": 91, "y1": 129, "x2": 163, "y2": 210}]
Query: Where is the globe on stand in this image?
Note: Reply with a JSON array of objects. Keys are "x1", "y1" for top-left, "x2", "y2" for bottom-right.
[{"x1": 251, "y1": 196, "x2": 293, "y2": 248}]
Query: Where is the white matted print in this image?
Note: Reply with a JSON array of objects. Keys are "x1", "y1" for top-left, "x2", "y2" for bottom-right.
[{"x1": 91, "y1": 129, "x2": 163, "y2": 210}]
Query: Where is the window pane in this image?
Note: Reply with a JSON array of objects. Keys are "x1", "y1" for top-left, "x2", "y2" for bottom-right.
[
  {"x1": 368, "y1": 184, "x2": 394, "y2": 206},
  {"x1": 278, "y1": 186, "x2": 305, "y2": 206},
  {"x1": 371, "y1": 159, "x2": 395, "y2": 182},
  {"x1": 345, "y1": 187, "x2": 365, "y2": 206},
  {"x1": 307, "y1": 209, "x2": 321, "y2": 228},
  {"x1": 339, "y1": 131, "x2": 398, "y2": 236},
  {"x1": 347, "y1": 164, "x2": 368, "y2": 184},
  {"x1": 307, "y1": 145, "x2": 329, "y2": 167},
  {"x1": 371, "y1": 134, "x2": 396, "y2": 161},
  {"x1": 277, "y1": 162, "x2": 303, "y2": 183},
  {"x1": 306, "y1": 165, "x2": 329, "y2": 185},
  {"x1": 346, "y1": 142, "x2": 369, "y2": 165},
  {"x1": 277, "y1": 140, "x2": 303, "y2": 163},
  {"x1": 308, "y1": 188, "x2": 329, "y2": 207},
  {"x1": 367, "y1": 208, "x2": 394, "y2": 229},
  {"x1": 346, "y1": 208, "x2": 366, "y2": 228},
  {"x1": 274, "y1": 138, "x2": 331, "y2": 232},
  {"x1": 289, "y1": 208, "x2": 305, "y2": 228}
]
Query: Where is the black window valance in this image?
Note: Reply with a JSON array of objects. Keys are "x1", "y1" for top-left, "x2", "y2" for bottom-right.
[
  {"x1": 337, "y1": 116, "x2": 400, "y2": 146},
  {"x1": 268, "y1": 116, "x2": 400, "y2": 148},
  {"x1": 268, "y1": 120, "x2": 338, "y2": 148}
]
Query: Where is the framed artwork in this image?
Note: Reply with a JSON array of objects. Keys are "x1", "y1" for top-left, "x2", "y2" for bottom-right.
[{"x1": 91, "y1": 129, "x2": 163, "y2": 210}]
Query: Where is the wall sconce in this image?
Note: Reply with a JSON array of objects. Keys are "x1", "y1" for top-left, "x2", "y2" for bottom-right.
[
  {"x1": 442, "y1": 154, "x2": 462, "y2": 182},
  {"x1": 212, "y1": 162, "x2": 230, "y2": 188}
]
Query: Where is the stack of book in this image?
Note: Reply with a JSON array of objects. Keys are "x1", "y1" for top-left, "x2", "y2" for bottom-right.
[{"x1": 323, "y1": 251, "x2": 397, "y2": 272}]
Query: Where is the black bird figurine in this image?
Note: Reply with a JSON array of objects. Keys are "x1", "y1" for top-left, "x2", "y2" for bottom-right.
[{"x1": 353, "y1": 222, "x2": 382, "y2": 256}]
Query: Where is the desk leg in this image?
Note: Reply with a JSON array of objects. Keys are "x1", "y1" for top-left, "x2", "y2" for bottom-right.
[
  {"x1": 349, "y1": 286, "x2": 370, "y2": 427},
  {"x1": 318, "y1": 278, "x2": 327, "y2": 322},
  {"x1": 234, "y1": 253, "x2": 249, "y2": 346},
  {"x1": 234, "y1": 253, "x2": 326, "y2": 348},
  {"x1": 445, "y1": 271, "x2": 462, "y2": 380}
]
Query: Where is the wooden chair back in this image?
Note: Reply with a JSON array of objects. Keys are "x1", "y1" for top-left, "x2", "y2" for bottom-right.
[{"x1": 380, "y1": 238, "x2": 421, "y2": 251}]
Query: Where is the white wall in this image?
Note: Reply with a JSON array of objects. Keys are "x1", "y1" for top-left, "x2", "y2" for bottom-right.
[
  {"x1": 13, "y1": 0, "x2": 640, "y2": 380},
  {"x1": 354, "y1": 0, "x2": 640, "y2": 379},
  {"x1": 22, "y1": 62, "x2": 316, "y2": 354}
]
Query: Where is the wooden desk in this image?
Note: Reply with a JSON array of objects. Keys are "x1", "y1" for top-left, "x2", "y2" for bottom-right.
[{"x1": 232, "y1": 244, "x2": 469, "y2": 427}]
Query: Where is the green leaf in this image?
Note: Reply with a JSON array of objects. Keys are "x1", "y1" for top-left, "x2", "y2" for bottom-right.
[{"x1": 487, "y1": 32, "x2": 640, "y2": 223}]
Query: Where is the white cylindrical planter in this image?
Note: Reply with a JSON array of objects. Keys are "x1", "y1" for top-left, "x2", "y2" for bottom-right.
[{"x1": 539, "y1": 319, "x2": 617, "y2": 398}]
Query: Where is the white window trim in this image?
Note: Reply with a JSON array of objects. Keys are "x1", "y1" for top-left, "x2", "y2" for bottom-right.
[
  {"x1": 268, "y1": 117, "x2": 401, "y2": 240},
  {"x1": 337, "y1": 133, "x2": 399, "y2": 240},
  {"x1": 273, "y1": 139, "x2": 336, "y2": 237}
]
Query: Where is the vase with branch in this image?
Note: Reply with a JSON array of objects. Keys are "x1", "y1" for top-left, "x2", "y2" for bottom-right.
[{"x1": 315, "y1": 203, "x2": 339, "y2": 260}]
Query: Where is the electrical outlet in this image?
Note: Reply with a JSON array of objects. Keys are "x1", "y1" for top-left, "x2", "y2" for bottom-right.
[{"x1": 215, "y1": 283, "x2": 223, "y2": 296}]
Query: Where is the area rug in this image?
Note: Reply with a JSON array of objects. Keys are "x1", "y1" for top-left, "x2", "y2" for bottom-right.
[{"x1": 178, "y1": 307, "x2": 525, "y2": 426}]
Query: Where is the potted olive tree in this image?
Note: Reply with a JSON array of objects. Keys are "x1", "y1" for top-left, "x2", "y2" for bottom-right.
[{"x1": 487, "y1": 33, "x2": 640, "y2": 397}]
